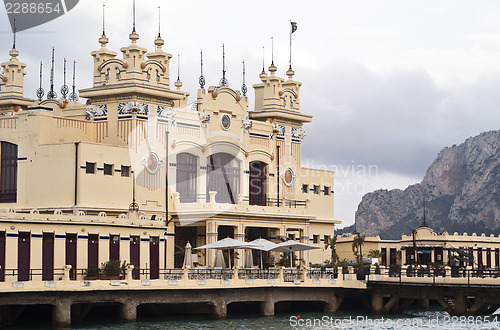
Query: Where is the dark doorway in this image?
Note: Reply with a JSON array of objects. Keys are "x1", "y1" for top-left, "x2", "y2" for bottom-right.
[
  {"x1": 487, "y1": 248, "x2": 491, "y2": 268},
  {"x1": 174, "y1": 226, "x2": 197, "y2": 268},
  {"x1": 42, "y1": 233, "x2": 54, "y2": 281},
  {"x1": 66, "y1": 234, "x2": 77, "y2": 280},
  {"x1": 0, "y1": 141, "x2": 18, "y2": 203},
  {"x1": 381, "y1": 248, "x2": 387, "y2": 266},
  {"x1": 249, "y1": 161, "x2": 267, "y2": 206},
  {"x1": 434, "y1": 247, "x2": 443, "y2": 264},
  {"x1": 130, "y1": 236, "x2": 140, "y2": 279},
  {"x1": 150, "y1": 237, "x2": 159, "y2": 279},
  {"x1": 88, "y1": 234, "x2": 99, "y2": 270},
  {"x1": 477, "y1": 248, "x2": 483, "y2": 268},
  {"x1": 0, "y1": 231, "x2": 5, "y2": 281},
  {"x1": 109, "y1": 235, "x2": 120, "y2": 262},
  {"x1": 18, "y1": 232, "x2": 30, "y2": 281},
  {"x1": 390, "y1": 248, "x2": 397, "y2": 265},
  {"x1": 495, "y1": 249, "x2": 499, "y2": 269}
]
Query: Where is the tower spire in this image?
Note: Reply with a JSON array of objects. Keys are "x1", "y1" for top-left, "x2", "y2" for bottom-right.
[
  {"x1": 268, "y1": 37, "x2": 277, "y2": 75},
  {"x1": 47, "y1": 47, "x2": 57, "y2": 99},
  {"x1": 61, "y1": 58, "x2": 68, "y2": 99},
  {"x1": 174, "y1": 54, "x2": 182, "y2": 90},
  {"x1": 13, "y1": 17, "x2": 16, "y2": 49},
  {"x1": 132, "y1": 0, "x2": 136, "y2": 32},
  {"x1": 69, "y1": 60, "x2": 78, "y2": 101},
  {"x1": 262, "y1": 46, "x2": 265, "y2": 73},
  {"x1": 219, "y1": 44, "x2": 228, "y2": 87},
  {"x1": 158, "y1": 5, "x2": 161, "y2": 38},
  {"x1": 241, "y1": 60, "x2": 247, "y2": 97},
  {"x1": 36, "y1": 61, "x2": 44, "y2": 102},
  {"x1": 199, "y1": 50, "x2": 205, "y2": 89},
  {"x1": 102, "y1": 3, "x2": 105, "y2": 35}
]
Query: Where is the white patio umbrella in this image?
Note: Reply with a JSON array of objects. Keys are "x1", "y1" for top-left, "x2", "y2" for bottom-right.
[
  {"x1": 213, "y1": 249, "x2": 226, "y2": 268},
  {"x1": 183, "y1": 242, "x2": 194, "y2": 268},
  {"x1": 195, "y1": 237, "x2": 256, "y2": 269},
  {"x1": 244, "y1": 249, "x2": 254, "y2": 268},
  {"x1": 248, "y1": 238, "x2": 279, "y2": 268},
  {"x1": 270, "y1": 241, "x2": 321, "y2": 267}
]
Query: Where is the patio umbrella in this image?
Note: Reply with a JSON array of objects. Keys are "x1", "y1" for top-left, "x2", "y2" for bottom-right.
[
  {"x1": 213, "y1": 249, "x2": 226, "y2": 268},
  {"x1": 183, "y1": 242, "x2": 194, "y2": 268},
  {"x1": 248, "y1": 238, "x2": 278, "y2": 268},
  {"x1": 244, "y1": 249, "x2": 254, "y2": 268},
  {"x1": 195, "y1": 237, "x2": 256, "y2": 269},
  {"x1": 270, "y1": 241, "x2": 321, "y2": 267}
]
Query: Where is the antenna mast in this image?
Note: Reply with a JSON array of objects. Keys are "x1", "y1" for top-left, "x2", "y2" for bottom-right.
[
  {"x1": 36, "y1": 62, "x2": 44, "y2": 102},
  {"x1": 241, "y1": 61, "x2": 247, "y2": 96},
  {"x1": 61, "y1": 58, "x2": 69, "y2": 99},
  {"x1": 199, "y1": 50, "x2": 205, "y2": 89},
  {"x1": 69, "y1": 60, "x2": 78, "y2": 101}
]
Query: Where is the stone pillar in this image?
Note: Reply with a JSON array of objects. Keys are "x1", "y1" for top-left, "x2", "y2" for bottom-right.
[
  {"x1": 278, "y1": 266, "x2": 284, "y2": 284},
  {"x1": 52, "y1": 299, "x2": 71, "y2": 328},
  {"x1": 336, "y1": 266, "x2": 343, "y2": 286},
  {"x1": 120, "y1": 301, "x2": 137, "y2": 323},
  {"x1": 417, "y1": 298, "x2": 430, "y2": 309},
  {"x1": 260, "y1": 297, "x2": 275, "y2": 316},
  {"x1": 323, "y1": 295, "x2": 338, "y2": 312},
  {"x1": 212, "y1": 300, "x2": 227, "y2": 320},
  {"x1": 454, "y1": 292, "x2": 467, "y2": 315},
  {"x1": 205, "y1": 220, "x2": 218, "y2": 267},
  {"x1": 126, "y1": 265, "x2": 134, "y2": 284},
  {"x1": 371, "y1": 290, "x2": 383, "y2": 314},
  {"x1": 379, "y1": 265, "x2": 388, "y2": 280}
]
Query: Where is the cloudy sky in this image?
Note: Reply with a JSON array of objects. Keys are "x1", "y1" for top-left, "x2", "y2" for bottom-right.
[{"x1": 2, "y1": 0, "x2": 500, "y2": 227}]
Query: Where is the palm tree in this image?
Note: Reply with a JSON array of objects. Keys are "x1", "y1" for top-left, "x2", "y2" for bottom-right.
[
  {"x1": 325, "y1": 235, "x2": 339, "y2": 268},
  {"x1": 351, "y1": 232, "x2": 366, "y2": 266}
]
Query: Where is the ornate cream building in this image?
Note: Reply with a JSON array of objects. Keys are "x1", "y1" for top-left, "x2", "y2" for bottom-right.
[{"x1": 0, "y1": 24, "x2": 338, "y2": 280}]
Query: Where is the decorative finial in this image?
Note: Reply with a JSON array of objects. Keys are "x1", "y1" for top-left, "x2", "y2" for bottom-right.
[
  {"x1": 219, "y1": 44, "x2": 228, "y2": 87},
  {"x1": 268, "y1": 37, "x2": 277, "y2": 74},
  {"x1": 13, "y1": 17, "x2": 16, "y2": 49},
  {"x1": 47, "y1": 47, "x2": 57, "y2": 99},
  {"x1": 199, "y1": 50, "x2": 205, "y2": 89},
  {"x1": 61, "y1": 58, "x2": 68, "y2": 99},
  {"x1": 36, "y1": 62, "x2": 45, "y2": 102},
  {"x1": 69, "y1": 60, "x2": 78, "y2": 101},
  {"x1": 289, "y1": 21, "x2": 298, "y2": 70},
  {"x1": 158, "y1": 5, "x2": 161, "y2": 38},
  {"x1": 262, "y1": 46, "x2": 265, "y2": 73},
  {"x1": 175, "y1": 54, "x2": 182, "y2": 90},
  {"x1": 241, "y1": 60, "x2": 247, "y2": 97},
  {"x1": 102, "y1": 3, "x2": 106, "y2": 35},
  {"x1": 132, "y1": 0, "x2": 136, "y2": 33}
]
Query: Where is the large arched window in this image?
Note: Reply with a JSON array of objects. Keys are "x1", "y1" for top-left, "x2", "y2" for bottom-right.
[
  {"x1": 176, "y1": 153, "x2": 198, "y2": 203},
  {"x1": 0, "y1": 142, "x2": 17, "y2": 203},
  {"x1": 206, "y1": 153, "x2": 240, "y2": 204},
  {"x1": 249, "y1": 161, "x2": 267, "y2": 206}
]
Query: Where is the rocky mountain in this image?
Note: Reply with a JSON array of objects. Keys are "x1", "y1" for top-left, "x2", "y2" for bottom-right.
[{"x1": 356, "y1": 130, "x2": 500, "y2": 239}]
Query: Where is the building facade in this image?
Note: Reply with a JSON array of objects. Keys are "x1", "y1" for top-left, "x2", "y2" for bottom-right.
[{"x1": 0, "y1": 25, "x2": 338, "y2": 281}]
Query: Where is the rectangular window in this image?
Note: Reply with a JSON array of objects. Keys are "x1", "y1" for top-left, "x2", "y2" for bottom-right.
[
  {"x1": 313, "y1": 235, "x2": 319, "y2": 244},
  {"x1": 313, "y1": 185, "x2": 320, "y2": 194},
  {"x1": 104, "y1": 164, "x2": 113, "y2": 176},
  {"x1": 324, "y1": 235, "x2": 330, "y2": 245},
  {"x1": 301, "y1": 184, "x2": 308, "y2": 193},
  {"x1": 324, "y1": 186, "x2": 330, "y2": 195},
  {"x1": 288, "y1": 233, "x2": 295, "y2": 241},
  {"x1": 121, "y1": 165, "x2": 130, "y2": 177},
  {"x1": 86, "y1": 162, "x2": 96, "y2": 174}
]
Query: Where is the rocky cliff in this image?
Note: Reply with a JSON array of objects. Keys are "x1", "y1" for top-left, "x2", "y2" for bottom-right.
[{"x1": 356, "y1": 130, "x2": 500, "y2": 239}]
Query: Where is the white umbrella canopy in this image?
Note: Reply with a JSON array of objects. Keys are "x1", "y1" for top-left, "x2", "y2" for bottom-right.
[
  {"x1": 248, "y1": 238, "x2": 278, "y2": 251},
  {"x1": 195, "y1": 237, "x2": 253, "y2": 250},
  {"x1": 183, "y1": 242, "x2": 194, "y2": 268},
  {"x1": 248, "y1": 238, "x2": 279, "y2": 269},
  {"x1": 213, "y1": 249, "x2": 227, "y2": 268},
  {"x1": 270, "y1": 241, "x2": 321, "y2": 268}
]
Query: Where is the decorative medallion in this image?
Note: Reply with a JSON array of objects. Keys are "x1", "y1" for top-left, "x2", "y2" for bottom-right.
[
  {"x1": 281, "y1": 167, "x2": 296, "y2": 187},
  {"x1": 142, "y1": 152, "x2": 164, "y2": 175},
  {"x1": 221, "y1": 113, "x2": 231, "y2": 130}
]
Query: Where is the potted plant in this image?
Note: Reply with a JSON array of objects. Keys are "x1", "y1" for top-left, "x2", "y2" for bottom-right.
[
  {"x1": 100, "y1": 260, "x2": 129, "y2": 280},
  {"x1": 84, "y1": 264, "x2": 100, "y2": 280}
]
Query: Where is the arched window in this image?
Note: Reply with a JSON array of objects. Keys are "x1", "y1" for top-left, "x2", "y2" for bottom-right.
[
  {"x1": 0, "y1": 142, "x2": 17, "y2": 203},
  {"x1": 176, "y1": 153, "x2": 198, "y2": 203},
  {"x1": 249, "y1": 161, "x2": 267, "y2": 206},
  {"x1": 206, "y1": 153, "x2": 240, "y2": 204}
]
